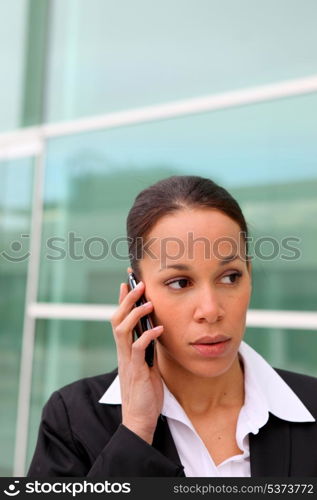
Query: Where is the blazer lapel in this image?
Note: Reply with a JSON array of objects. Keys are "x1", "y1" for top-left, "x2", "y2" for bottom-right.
[
  {"x1": 154, "y1": 414, "x2": 291, "y2": 477},
  {"x1": 250, "y1": 414, "x2": 291, "y2": 477},
  {"x1": 112, "y1": 407, "x2": 290, "y2": 477},
  {"x1": 152, "y1": 415, "x2": 185, "y2": 475}
]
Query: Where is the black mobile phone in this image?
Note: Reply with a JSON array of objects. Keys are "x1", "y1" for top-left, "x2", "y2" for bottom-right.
[{"x1": 127, "y1": 271, "x2": 155, "y2": 367}]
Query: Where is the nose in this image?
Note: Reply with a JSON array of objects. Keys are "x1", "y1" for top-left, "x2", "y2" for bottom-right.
[{"x1": 192, "y1": 285, "x2": 225, "y2": 324}]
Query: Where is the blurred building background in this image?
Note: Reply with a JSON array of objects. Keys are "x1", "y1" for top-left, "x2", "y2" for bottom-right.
[{"x1": 0, "y1": 0, "x2": 317, "y2": 477}]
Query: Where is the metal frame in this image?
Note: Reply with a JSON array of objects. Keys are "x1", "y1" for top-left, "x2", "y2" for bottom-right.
[
  {"x1": 2, "y1": 74, "x2": 316, "y2": 475},
  {"x1": 27, "y1": 303, "x2": 317, "y2": 330},
  {"x1": 2, "y1": 74, "x2": 317, "y2": 159},
  {"x1": 13, "y1": 147, "x2": 45, "y2": 476}
]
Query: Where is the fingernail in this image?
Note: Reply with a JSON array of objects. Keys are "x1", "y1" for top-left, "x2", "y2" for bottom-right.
[
  {"x1": 142, "y1": 301, "x2": 152, "y2": 307},
  {"x1": 136, "y1": 281, "x2": 144, "y2": 288}
]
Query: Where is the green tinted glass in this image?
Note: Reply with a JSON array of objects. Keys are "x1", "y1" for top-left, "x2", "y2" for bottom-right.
[
  {"x1": 0, "y1": 157, "x2": 34, "y2": 475},
  {"x1": 26, "y1": 319, "x2": 116, "y2": 470},
  {"x1": 244, "y1": 328, "x2": 317, "y2": 377},
  {"x1": 38, "y1": 93, "x2": 317, "y2": 309},
  {"x1": 0, "y1": 0, "x2": 28, "y2": 131},
  {"x1": 45, "y1": 0, "x2": 317, "y2": 122}
]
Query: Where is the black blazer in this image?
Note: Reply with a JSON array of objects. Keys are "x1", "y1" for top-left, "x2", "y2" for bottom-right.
[{"x1": 27, "y1": 368, "x2": 317, "y2": 477}]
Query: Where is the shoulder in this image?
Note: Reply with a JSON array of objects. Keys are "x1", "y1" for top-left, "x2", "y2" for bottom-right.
[
  {"x1": 42, "y1": 367, "x2": 119, "y2": 423},
  {"x1": 55, "y1": 367, "x2": 118, "y2": 403},
  {"x1": 41, "y1": 367, "x2": 120, "y2": 450},
  {"x1": 274, "y1": 367, "x2": 317, "y2": 418}
]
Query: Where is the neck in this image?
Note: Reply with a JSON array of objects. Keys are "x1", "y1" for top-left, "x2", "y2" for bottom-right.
[{"x1": 157, "y1": 350, "x2": 244, "y2": 417}]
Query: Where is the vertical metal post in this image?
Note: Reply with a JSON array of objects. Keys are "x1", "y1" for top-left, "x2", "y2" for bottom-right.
[{"x1": 13, "y1": 143, "x2": 45, "y2": 476}]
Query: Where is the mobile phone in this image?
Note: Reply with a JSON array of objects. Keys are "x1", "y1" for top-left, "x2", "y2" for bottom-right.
[{"x1": 127, "y1": 271, "x2": 155, "y2": 367}]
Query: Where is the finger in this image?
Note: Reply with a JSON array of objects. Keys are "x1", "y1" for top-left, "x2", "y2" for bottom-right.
[
  {"x1": 116, "y1": 301, "x2": 153, "y2": 341},
  {"x1": 119, "y1": 282, "x2": 129, "y2": 304},
  {"x1": 113, "y1": 301, "x2": 154, "y2": 361},
  {"x1": 113, "y1": 301, "x2": 153, "y2": 363},
  {"x1": 112, "y1": 284, "x2": 130, "y2": 362},
  {"x1": 130, "y1": 325, "x2": 164, "y2": 368},
  {"x1": 112, "y1": 280, "x2": 145, "y2": 326},
  {"x1": 113, "y1": 323, "x2": 133, "y2": 366}
]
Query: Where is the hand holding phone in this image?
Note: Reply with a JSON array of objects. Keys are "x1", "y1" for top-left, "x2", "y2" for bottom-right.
[
  {"x1": 110, "y1": 275, "x2": 164, "y2": 444},
  {"x1": 127, "y1": 271, "x2": 155, "y2": 367}
]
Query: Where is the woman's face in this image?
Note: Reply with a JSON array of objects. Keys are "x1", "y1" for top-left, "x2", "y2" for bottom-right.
[{"x1": 139, "y1": 207, "x2": 252, "y2": 379}]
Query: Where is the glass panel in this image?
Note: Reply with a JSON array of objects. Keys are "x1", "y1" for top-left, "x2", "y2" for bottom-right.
[
  {"x1": 244, "y1": 328, "x2": 317, "y2": 377},
  {"x1": 21, "y1": 0, "x2": 50, "y2": 127},
  {"x1": 45, "y1": 0, "x2": 317, "y2": 122},
  {"x1": 0, "y1": 157, "x2": 34, "y2": 475},
  {"x1": 0, "y1": 0, "x2": 28, "y2": 131},
  {"x1": 39, "y1": 93, "x2": 317, "y2": 310},
  {"x1": 26, "y1": 319, "x2": 116, "y2": 470}
]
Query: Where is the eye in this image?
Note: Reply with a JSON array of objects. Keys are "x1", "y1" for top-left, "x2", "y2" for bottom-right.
[
  {"x1": 220, "y1": 271, "x2": 242, "y2": 284},
  {"x1": 165, "y1": 278, "x2": 191, "y2": 290}
]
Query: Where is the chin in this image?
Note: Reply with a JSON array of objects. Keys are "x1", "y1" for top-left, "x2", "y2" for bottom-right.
[
  {"x1": 185, "y1": 359, "x2": 236, "y2": 379},
  {"x1": 163, "y1": 349, "x2": 236, "y2": 379}
]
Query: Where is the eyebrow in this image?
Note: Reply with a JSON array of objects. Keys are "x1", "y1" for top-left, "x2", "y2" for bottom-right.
[{"x1": 159, "y1": 255, "x2": 241, "y2": 272}]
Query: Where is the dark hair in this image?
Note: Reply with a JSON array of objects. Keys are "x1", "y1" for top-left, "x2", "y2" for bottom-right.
[{"x1": 127, "y1": 175, "x2": 248, "y2": 279}]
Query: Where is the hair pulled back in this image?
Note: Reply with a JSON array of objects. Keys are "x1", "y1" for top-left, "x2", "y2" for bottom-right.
[{"x1": 126, "y1": 175, "x2": 248, "y2": 279}]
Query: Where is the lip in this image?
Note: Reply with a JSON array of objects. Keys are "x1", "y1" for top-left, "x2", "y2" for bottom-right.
[
  {"x1": 190, "y1": 334, "x2": 231, "y2": 345},
  {"x1": 190, "y1": 335, "x2": 231, "y2": 358}
]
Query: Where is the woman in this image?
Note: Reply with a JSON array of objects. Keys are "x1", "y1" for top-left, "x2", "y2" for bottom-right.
[{"x1": 28, "y1": 175, "x2": 317, "y2": 477}]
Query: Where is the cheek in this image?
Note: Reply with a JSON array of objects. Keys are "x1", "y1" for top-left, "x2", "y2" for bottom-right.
[
  {"x1": 152, "y1": 299, "x2": 185, "y2": 327},
  {"x1": 151, "y1": 298, "x2": 188, "y2": 345},
  {"x1": 240, "y1": 285, "x2": 252, "y2": 308},
  {"x1": 227, "y1": 288, "x2": 251, "y2": 323}
]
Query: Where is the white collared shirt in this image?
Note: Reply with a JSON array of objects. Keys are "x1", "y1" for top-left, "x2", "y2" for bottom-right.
[{"x1": 99, "y1": 341, "x2": 315, "y2": 477}]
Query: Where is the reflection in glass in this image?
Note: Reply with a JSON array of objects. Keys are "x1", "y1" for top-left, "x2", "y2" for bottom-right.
[
  {"x1": 0, "y1": 0, "x2": 28, "y2": 131},
  {"x1": 244, "y1": 328, "x2": 317, "y2": 377},
  {"x1": 39, "y1": 94, "x2": 317, "y2": 310},
  {"x1": 0, "y1": 157, "x2": 34, "y2": 475},
  {"x1": 45, "y1": 0, "x2": 317, "y2": 122},
  {"x1": 26, "y1": 319, "x2": 116, "y2": 470}
]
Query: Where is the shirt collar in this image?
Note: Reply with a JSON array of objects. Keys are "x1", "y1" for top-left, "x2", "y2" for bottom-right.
[
  {"x1": 239, "y1": 341, "x2": 315, "y2": 423},
  {"x1": 99, "y1": 341, "x2": 315, "y2": 424}
]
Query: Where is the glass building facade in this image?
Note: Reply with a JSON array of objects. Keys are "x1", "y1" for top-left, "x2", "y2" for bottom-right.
[{"x1": 0, "y1": 0, "x2": 317, "y2": 476}]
